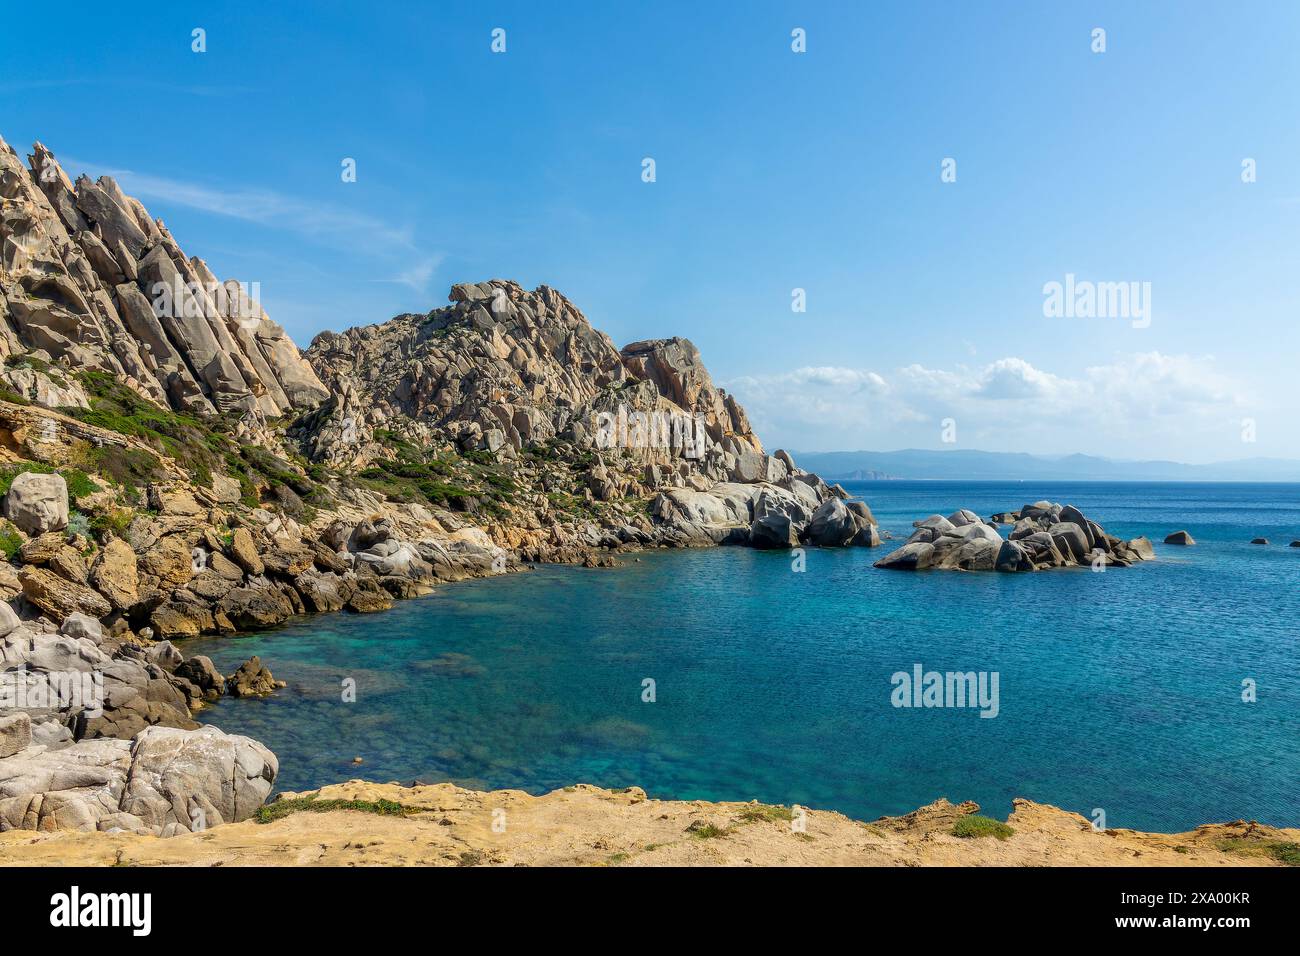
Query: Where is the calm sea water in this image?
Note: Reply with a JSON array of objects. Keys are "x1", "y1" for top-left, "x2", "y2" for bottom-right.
[{"x1": 184, "y1": 481, "x2": 1300, "y2": 831}]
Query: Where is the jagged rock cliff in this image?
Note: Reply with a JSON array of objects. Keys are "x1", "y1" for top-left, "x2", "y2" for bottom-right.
[
  {"x1": 0, "y1": 136, "x2": 327, "y2": 419},
  {"x1": 302, "y1": 279, "x2": 772, "y2": 485}
]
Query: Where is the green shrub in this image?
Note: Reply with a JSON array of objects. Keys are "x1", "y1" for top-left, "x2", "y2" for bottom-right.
[
  {"x1": 735, "y1": 804, "x2": 795, "y2": 824},
  {"x1": 0, "y1": 521, "x2": 21, "y2": 560},
  {"x1": 1216, "y1": 838, "x2": 1300, "y2": 866},
  {"x1": 88, "y1": 508, "x2": 134, "y2": 541},
  {"x1": 254, "y1": 796, "x2": 413, "y2": 825},
  {"x1": 952, "y1": 815, "x2": 1015, "y2": 840}
]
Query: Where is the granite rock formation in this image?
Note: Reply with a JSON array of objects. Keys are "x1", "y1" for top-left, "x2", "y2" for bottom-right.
[
  {"x1": 0, "y1": 135, "x2": 327, "y2": 419},
  {"x1": 875, "y1": 502, "x2": 1154, "y2": 572}
]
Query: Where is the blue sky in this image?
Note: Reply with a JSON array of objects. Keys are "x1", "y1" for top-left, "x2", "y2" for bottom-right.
[{"x1": 3, "y1": 1, "x2": 1297, "y2": 461}]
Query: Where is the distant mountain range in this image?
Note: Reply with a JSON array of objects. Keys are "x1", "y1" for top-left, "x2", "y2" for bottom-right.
[{"x1": 791, "y1": 449, "x2": 1300, "y2": 482}]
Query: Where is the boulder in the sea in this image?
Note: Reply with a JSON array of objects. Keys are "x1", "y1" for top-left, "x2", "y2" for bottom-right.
[
  {"x1": 804, "y1": 497, "x2": 857, "y2": 547},
  {"x1": 1164, "y1": 531, "x2": 1195, "y2": 545},
  {"x1": 1250, "y1": 537, "x2": 1269, "y2": 545},
  {"x1": 874, "y1": 502, "x2": 1151, "y2": 573},
  {"x1": 750, "y1": 513, "x2": 799, "y2": 549},
  {"x1": 226, "y1": 656, "x2": 284, "y2": 698},
  {"x1": 874, "y1": 541, "x2": 935, "y2": 570},
  {"x1": 174, "y1": 655, "x2": 226, "y2": 700}
]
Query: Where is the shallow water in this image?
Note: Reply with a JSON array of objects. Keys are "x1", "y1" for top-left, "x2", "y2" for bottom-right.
[{"x1": 184, "y1": 481, "x2": 1300, "y2": 831}]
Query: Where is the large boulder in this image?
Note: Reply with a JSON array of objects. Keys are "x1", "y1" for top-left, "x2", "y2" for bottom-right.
[
  {"x1": 174, "y1": 656, "x2": 225, "y2": 700},
  {"x1": 225, "y1": 656, "x2": 282, "y2": 698},
  {"x1": 874, "y1": 541, "x2": 935, "y2": 570},
  {"x1": 804, "y1": 497, "x2": 857, "y2": 547},
  {"x1": 1047, "y1": 522, "x2": 1090, "y2": 563},
  {"x1": 0, "y1": 713, "x2": 31, "y2": 759},
  {"x1": 216, "y1": 585, "x2": 296, "y2": 630},
  {"x1": 228, "y1": 527, "x2": 264, "y2": 575},
  {"x1": 89, "y1": 536, "x2": 139, "y2": 610},
  {"x1": 995, "y1": 538, "x2": 1033, "y2": 572},
  {"x1": 749, "y1": 513, "x2": 799, "y2": 549},
  {"x1": 1164, "y1": 530, "x2": 1195, "y2": 546},
  {"x1": 18, "y1": 566, "x2": 111, "y2": 621},
  {"x1": 120, "y1": 726, "x2": 279, "y2": 831},
  {"x1": 139, "y1": 536, "x2": 196, "y2": 590},
  {"x1": 1128, "y1": 536, "x2": 1156, "y2": 560},
  {"x1": 3, "y1": 471, "x2": 68, "y2": 535}
]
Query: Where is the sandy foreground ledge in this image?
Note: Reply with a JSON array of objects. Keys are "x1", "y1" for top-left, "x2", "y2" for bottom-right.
[{"x1": 1, "y1": 781, "x2": 1294, "y2": 867}]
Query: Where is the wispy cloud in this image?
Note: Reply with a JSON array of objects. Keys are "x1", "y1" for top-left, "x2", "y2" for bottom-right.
[
  {"x1": 366, "y1": 255, "x2": 445, "y2": 295},
  {"x1": 62, "y1": 156, "x2": 416, "y2": 253}
]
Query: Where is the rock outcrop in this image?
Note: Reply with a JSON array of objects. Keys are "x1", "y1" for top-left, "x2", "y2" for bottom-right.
[
  {"x1": 0, "y1": 725, "x2": 276, "y2": 835},
  {"x1": 301, "y1": 281, "x2": 762, "y2": 475},
  {"x1": 0, "y1": 135, "x2": 327, "y2": 419},
  {"x1": 875, "y1": 502, "x2": 1154, "y2": 572}
]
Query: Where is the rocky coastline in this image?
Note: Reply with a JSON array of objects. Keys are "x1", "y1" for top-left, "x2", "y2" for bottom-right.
[
  {"x1": 0, "y1": 132, "x2": 1247, "y2": 859},
  {"x1": 4, "y1": 779, "x2": 1296, "y2": 867}
]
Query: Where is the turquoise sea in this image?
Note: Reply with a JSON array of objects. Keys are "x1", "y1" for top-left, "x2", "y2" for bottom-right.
[{"x1": 184, "y1": 481, "x2": 1300, "y2": 831}]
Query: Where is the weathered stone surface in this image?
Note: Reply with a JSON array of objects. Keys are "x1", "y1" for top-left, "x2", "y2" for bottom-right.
[
  {"x1": 0, "y1": 134, "x2": 326, "y2": 418},
  {"x1": 226, "y1": 656, "x2": 283, "y2": 698},
  {"x1": 0, "y1": 713, "x2": 31, "y2": 759},
  {"x1": 18, "y1": 566, "x2": 111, "y2": 620},
  {"x1": 803, "y1": 497, "x2": 857, "y2": 547},
  {"x1": 139, "y1": 536, "x2": 195, "y2": 590},
  {"x1": 874, "y1": 541, "x2": 935, "y2": 570},
  {"x1": 346, "y1": 578, "x2": 393, "y2": 613},
  {"x1": 216, "y1": 586, "x2": 295, "y2": 630},
  {"x1": 875, "y1": 502, "x2": 1152, "y2": 573},
  {"x1": 1164, "y1": 530, "x2": 1195, "y2": 546},
  {"x1": 59, "y1": 612, "x2": 103, "y2": 645},
  {"x1": 0, "y1": 601, "x2": 19, "y2": 637},
  {"x1": 174, "y1": 656, "x2": 225, "y2": 700},
  {"x1": 749, "y1": 513, "x2": 798, "y2": 549},
  {"x1": 18, "y1": 532, "x2": 65, "y2": 565},
  {"x1": 3, "y1": 472, "x2": 68, "y2": 535},
  {"x1": 228, "y1": 527, "x2": 263, "y2": 575},
  {"x1": 89, "y1": 536, "x2": 139, "y2": 610}
]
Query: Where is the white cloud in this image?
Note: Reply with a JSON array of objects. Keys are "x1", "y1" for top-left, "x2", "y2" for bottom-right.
[{"x1": 724, "y1": 352, "x2": 1253, "y2": 459}]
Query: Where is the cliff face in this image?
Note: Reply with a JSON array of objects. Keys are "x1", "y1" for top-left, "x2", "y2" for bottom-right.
[
  {"x1": 0, "y1": 136, "x2": 327, "y2": 419},
  {"x1": 301, "y1": 279, "x2": 773, "y2": 485}
]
